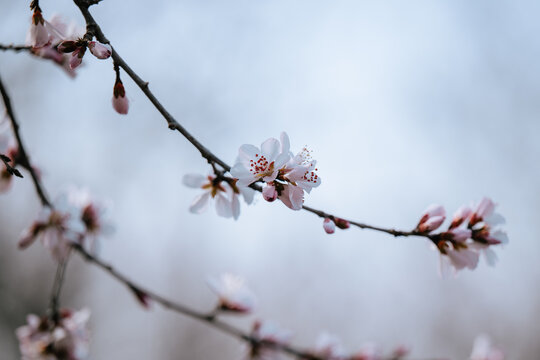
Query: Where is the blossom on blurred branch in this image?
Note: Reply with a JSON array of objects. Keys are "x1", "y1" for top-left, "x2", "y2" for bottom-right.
[
  {"x1": 248, "y1": 320, "x2": 292, "y2": 360},
  {"x1": 416, "y1": 198, "x2": 508, "y2": 275},
  {"x1": 231, "y1": 132, "x2": 320, "y2": 210},
  {"x1": 183, "y1": 173, "x2": 254, "y2": 220},
  {"x1": 16, "y1": 308, "x2": 90, "y2": 360},
  {"x1": 207, "y1": 273, "x2": 256, "y2": 313},
  {"x1": 19, "y1": 188, "x2": 112, "y2": 261}
]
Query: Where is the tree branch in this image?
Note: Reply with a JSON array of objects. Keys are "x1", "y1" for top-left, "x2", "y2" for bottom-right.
[
  {"x1": 0, "y1": 73, "x2": 51, "y2": 207},
  {"x1": 71, "y1": 1, "x2": 436, "y2": 244}
]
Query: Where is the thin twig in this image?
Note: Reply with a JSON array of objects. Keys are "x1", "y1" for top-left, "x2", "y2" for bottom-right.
[
  {"x1": 0, "y1": 71, "x2": 68, "y2": 324},
  {"x1": 71, "y1": 1, "x2": 436, "y2": 244},
  {"x1": 0, "y1": 73, "x2": 51, "y2": 207},
  {"x1": 48, "y1": 259, "x2": 68, "y2": 324},
  {"x1": 0, "y1": 44, "x2": 31, "y2": 52},
  {"x1": 73, "y1": 244, "x2": 442, "y2": 360}
]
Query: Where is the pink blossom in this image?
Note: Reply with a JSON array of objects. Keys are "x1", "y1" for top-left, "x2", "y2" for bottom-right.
[
  {"x1": 446, "y1": 228, "x2": 472, "y2": 243},
  {"x1": 69, "y1": 46, "x2": 86, "y2": 70},
  {"x1": 183, "y1": 173, "x2": 253, "y2": 220},
  {"x1": 19, "y1": 194, "x2": 85, "y2": 262},
  {"x1": 231, "y1": 132, "x2": 291, "y2": 186},
  {"x1": 311, "y1": 332, "x2": 346, "y2": 360},
  {"x1": 282, "y1": 146, "x2": 321, "y2": 193},
  {"x1": 416, "y1": 204, "x2": 446, "y2": 233},
  {"x1": 323, "y1": 218, "x2": 335, "y2": 234},
  {"x1": 262, "y1": 183, "x2": 278, "y2": 202},
  {"x1": 249, "y1": 320, "x2": 292, "y2": 360},
  {"x1": 470, "y1": 335, "x2": 504, "y2": 360},
  {"x1": 112, "y1": 80, "x2": 129, "y2": 114},
  {"x1": 26, "y1": 10, "x2": 50, "y2": 48},
  {"x1": 277, "y1": 182, "x2": 304, "y2": 210},
  {"x1": 16, "y1": 308, "x2": 90, "y2": 360},
  {"x1": 207, "y1": 273, "x2": 256, "y2": 313},
  {"x1": 450, "y1": 205, "x2": 472, "y2": 229},
  {"x1": 88, "y1": 41, "x2": 112, "y2": 59},
  {"x1": 66, "y1": 187, "x2": 113, "y2": 250}
]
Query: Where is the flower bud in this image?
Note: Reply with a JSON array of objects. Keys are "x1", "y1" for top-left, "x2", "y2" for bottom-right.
[
  {"x1": 323, "y1": 218, "x2": 335, "y2": 234},
  {"x1": 416, "y1": 204, "x2": 446, "y2": 233},
  {"x1": 112, "y1": 80, "x2": 129, "y2": 114},
  {"x1": 449, "y1": 205, "x2": 472, "y2": 229},
  {"x1": 262, "y1": 183, "x2": 278, "y2": 202},
  {"x1": 88, "y1": 41, "x2": 112, "y2": 59},
  {"x1": 57, "y1": 40, "x2": 78, "y2": 53},
  {"x1": 69, "y1": 46, "x2": 86, "y2": 70},
  {"x1": 27, "y1": 10, "x2": 49, "y2": 48},
  {"x1": 334, "y1": 217, "x2": 350, "y2": 229}
]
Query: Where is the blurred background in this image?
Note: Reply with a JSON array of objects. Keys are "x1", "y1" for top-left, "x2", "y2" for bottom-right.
[{"x1": 1, "y1": 0, "x2": 539, "y2": 359}]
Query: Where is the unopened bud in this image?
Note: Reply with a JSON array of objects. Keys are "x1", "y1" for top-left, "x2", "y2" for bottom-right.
[
  {"x1": 88, "y1": 41, "x2": 112, "y2": 59},
  {"x1": 323, "y1": 218, "x2": 335, "y2": 234}
]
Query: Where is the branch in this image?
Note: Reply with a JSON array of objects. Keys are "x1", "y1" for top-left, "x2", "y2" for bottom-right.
[
  {"x1": 0, "y1": 71, "x2": 68, "y2": 324},
  {"x1": 73, "y1": 244, "x2": 441, "y2": 360},
  {"x1": 0, "y1": 44, "x2": 31, "y2": 52},
  {"x1": 71, "y1": 1, "x2": 435, "y2": 244},
  {"x1": 0, "y1": 73, "x2": 51, "y2": 207}
]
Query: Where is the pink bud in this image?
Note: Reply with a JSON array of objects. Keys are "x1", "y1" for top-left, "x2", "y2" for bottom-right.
[
  {"x1": 448, "y1": 228, "x2": 472, "y2": 243},
  {"x1": 27, "y1": 10, "x2": 49, "y2": 48},
  {"x1": 417, "y1": 204, "x2": 446, "y2": 233},
  {"x1": 323, "y1": 218, "x2": 335, "y2": 234},
  {"x1": 112, "y1": 80, "x2": 129, "y2": 114},
  {"x1": 88, "y1": 41, "x2": 112, "y2": 59},
  {"x1": 334, "y1": 217, "x2": 350, "y2": 229},
  {"x1": 450, "y1": 205, "x2": 472, "y2": 229},
  {"x1": 57, "y1": 40, "x2": 78, "y2": 53},
  {"x1": 262, "y1": 183, "x2": 277, "y2": 202},
  {"x1": 418, "y1": 215, "x2": 445, "y2": 233},
  {"x1": 69, "y1": 46, "x2": 86, "y2": 70}
]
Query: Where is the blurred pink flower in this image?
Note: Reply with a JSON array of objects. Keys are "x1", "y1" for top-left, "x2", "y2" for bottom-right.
[
  {"x1": 207, "y1": 273, "x2": 256, "y2": 313},
  {"x1": 16, "y1": 308, "x2": 90, "y2": 360},
  {"x1": 416, "y1": 204, "x2": 446, "y2": 233},
  {"x1": 323, "y1": 218, "x2": 335, "y2": 234}
]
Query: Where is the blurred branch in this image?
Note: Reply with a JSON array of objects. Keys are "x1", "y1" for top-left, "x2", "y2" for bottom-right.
[
  {"x1": 71, "y1": 1, "x2": 436, "y2": 244},
  {"x1": 0, "y1": 71, "x2": 68, "y2": 323},
  {"x1": 0, "y1": 154, "x2": 23, "y2": 178},
  {"x1": 0, "y1": 44, "x2": 31, "y2": 52},
  {"x1": 74, "y1": 244, "x2": 441, "y2": 360}
]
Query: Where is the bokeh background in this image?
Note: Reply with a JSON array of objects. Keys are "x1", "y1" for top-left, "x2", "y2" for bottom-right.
[{"x1": 1, "y1": 0, "x2": 539, "y2": 359}]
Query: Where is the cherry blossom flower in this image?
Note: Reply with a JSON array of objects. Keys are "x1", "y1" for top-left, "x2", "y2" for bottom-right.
[
  {"x1": 416, "y1": 204, "x2": 446, "y2": 233},
  {"x1": 282, "y1": 146, "x2": 321, "y2": 193},
  {"x1": 69, "y1": 46, "x2": 86, "y2": 70},
  {"x1": 26, "y1": 9, "x2": 50, "y2": 48},
  {"x1": 16, "y1": 308, "x2": 90, "y2": 360},
  {"x1": 323, "y1": 218, "x2": 336, "y2": 234},
  {"x1": 248, "y1": 320, "x2": 292, "y2": 360},
  {"x1": 183, "y1": 173, "x2": 254, "y2": 220},
  {"x1": 207, "y1": 273, "x2": 256, "y2": 313},
  {"x1": 30, "y1": 15, "x2": 84, "y2": 77},
  {"x1": 311, "y1": 332, "x2": 346, "y2": 360},
  {"x1": 231, "y1": 132, "x2": 291, "y2": 186},
  {"x1": 66, "y1": 187, "x2": 113, "y2": 251},
  {"x1": 112, "y1": 79, "x2": 129, "y2": 114},
  {"x1": 470, "y1": 335, "x2": 504, "y2": 360},
  {"x1": 469, "y1": 197, "x2": 508, "y2": 246},
  {"x1": 231, "y1": 132, "x2": 321, "y2": 211},
  {"x1": 19, "y1": 194, "x2": 85, "y2": 261}
]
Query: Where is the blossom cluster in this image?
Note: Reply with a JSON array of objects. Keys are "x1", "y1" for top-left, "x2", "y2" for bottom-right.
[
  {"x1": 19, "y1": 187, "x2": 112, "y2": 261},
  {"x1": 183, "y1": 132, "x2": 320, "y2": 219},
  {"x1": 415, "y1": 197, "x2": 508, "y2": 275},
  {"x1": 231, "y1": 132, "x2": 320, "y2": 210},
  {"x1": 16, "y1": 308, "x2": 90, "y2": 360}
]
